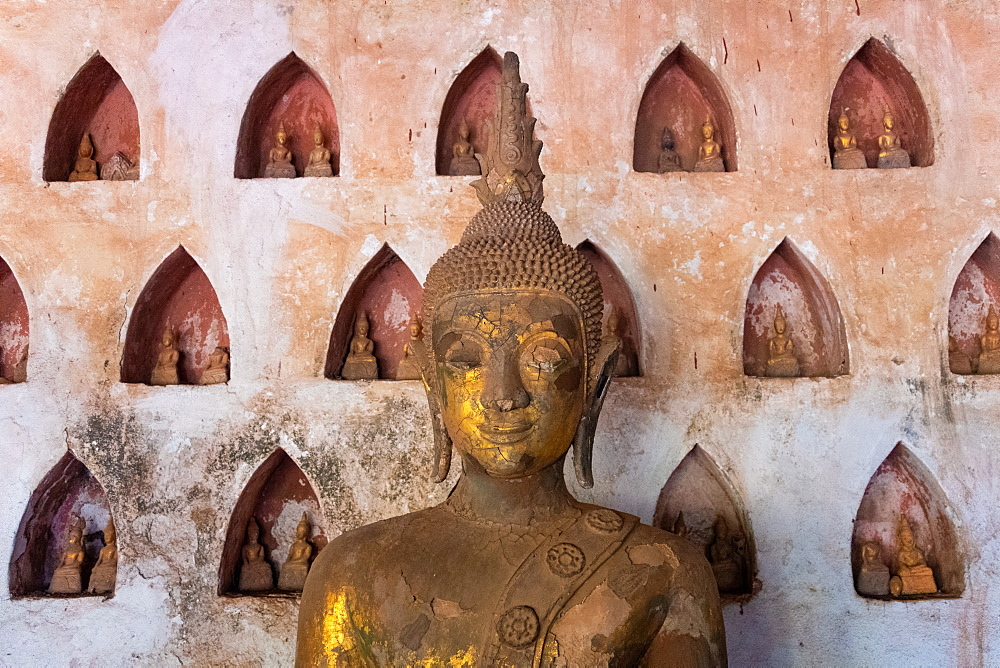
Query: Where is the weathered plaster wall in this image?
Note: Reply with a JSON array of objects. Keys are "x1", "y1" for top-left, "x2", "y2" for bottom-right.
[{"x1": 0, "y1": 0, "x2": 997, "y2": 664}]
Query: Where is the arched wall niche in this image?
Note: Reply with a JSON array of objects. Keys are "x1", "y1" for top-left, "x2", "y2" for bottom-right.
[
  {"x1": 576, "y1": 241, "x2": 641, "y2": 376},
  {"x1": 743, "y1": 238, "x2": 848, "y2": 378},
  {"x1": 948, "y1": 233, "x2": 1000, "y2": 374},
  {"x1": 851, "y1": 443, "x2": 964, "y2": 599},
  {"x1": 43, "y1": 53, "x2": 140, "y2": 182},
  {"x1": 828, "y1": 37, "x2": 933, "y2": 168},
  {"x1": 633, "y1": 43, "x2": 737, "y2": 173},
  {"x1": 653, "y1": 446, "x2": 756, "y2": 601},
  {"x1": 324, "y1": 244, "x2": 422, "y2": 380},
  {"x1": 235, "y1": 52, "x2": 340, "y2": 179},
  {"x1": 121, "y1": 246, "x2": 230, "y2": 385},
  {"x1": 0, "y1": 256, "x2": 29, "y2": 383},
  {"x1": 9, "y1": 451, "x2": 116, "y2": 598},
  {"x1": 218, "y1": 449, "x2": 328, "y2": 596},
  {"x1": 435, "y1": 46, "x2": 503, "y2": 176}
]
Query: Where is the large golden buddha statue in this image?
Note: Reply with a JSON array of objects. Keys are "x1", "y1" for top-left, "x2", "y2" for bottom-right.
[{"x1": 297, "y1": 52, "x2": 725, "y2": 667}]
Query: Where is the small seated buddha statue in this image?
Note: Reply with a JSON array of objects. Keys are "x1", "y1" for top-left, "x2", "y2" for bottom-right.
[
  {"x1": 606, "y1": 307, "x2": 638, "y2": 377},
  {"x1": 449, "y1": 119, "x2": 481, "y2": 176},
  {"x1": 765, "y1": 306, "x2": 801, "y2": 377},
  {"x1": 708, "y1": 517, "x2": 744, "y2": 594},
  {"x1": 889, "y1": 517, "x2": 937, "y2": 597},
  {"x1": 264, "y1": 122, "x2": 297, "y2": 178},
  {"x1": 199, "y1": 346, "x2": 230, "y2": 385},
  {"x1": 832, "y1": 110, "x2": 867, "y2": 170},
  {"x1": 855, "y1": 539, "x2": 890, "y2": 597},
  {"x1": 340, "y1": 313, "x2": 379, "y2": 380},
  {"x1": 949, "y1": 335, "x2": 975, "y2": 375},
  {"x1": 978, "y1": 305, "x2": 1000, "y2": 374},
  {"x1": 68, "y1": 134, "x2": 99, "y2": 182},
  {"x1": 88, "y1": 517, "x2": 118, "y2": 594},
  {"x1": 239, "y1": 518, "x2": 274, "y2": 592},
  {"x1": 303, "y1": 125, "x2": 334, "y2": 178},
  {"x1": 49, "y1": 516, "x2": 86, "y2": 594},
  {"x1": 278, "y1": 513, "x2": 313, "y2": 592},
  {"x1": 394, "y1": 316, "x2": 424, "y2": 380},
  {"x1": 877, "y1": 110, "x2": 911, "y2": 169},
  {"x1": 297, "y1": 52, "x2": 726, "y2": 666},
  {"x1": 657, "y1": 126, "x2": 683, "y2": 173},
  {"x1": 693, "y1": 118, "x2": 725, "y2": 172},
  {"x1": 150, "y1": 329, "x2": 180, "y2": 386}
]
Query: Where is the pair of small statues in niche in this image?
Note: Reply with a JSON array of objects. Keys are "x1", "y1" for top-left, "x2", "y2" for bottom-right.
[
  {"x1": 150, "y1": 328, "x2": 229, "y2": 386},
  {"x1": 239, "y1": 513, "x2": 314, "y2": 593},
  {"x1": 856, "y1": 516, "x2": 938, "y2": 598},
  {"x1": 671, "y1": 513, "x2": 748, "y2": 594},
  {"x1": 833, "y1": 109, "x2": 911, "y2": 169},
  {"x1": 48, "y1": 516, "x2": 117, "y2": 595},
  {"x1": 68, "y1": 134, "x2": 138, "y2": 182},
  {"x1": 656, "y1": 118, "x2": 726, "y2": 173},
  {"x1": 263, "y1": 123, "x2": 334, "y2": 178},
  {"x1": 950, "y1": 305, "x2": 1000, "y2": 375},
  {"x1": 340, "y1": 312, "x2": 425, "y2": 380},
  {"x1": 0, "y1": 345, "x2": 28, "y2": 384}
]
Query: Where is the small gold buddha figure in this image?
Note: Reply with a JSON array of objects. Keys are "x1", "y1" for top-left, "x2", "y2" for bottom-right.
[
  {"x1": 239, "y1": 518, "x2": 274, "y2": 592},
  {"x1": 303, "y1": 125, "x2": 333, "y2": 178},
  {"x1": 102, "y1": 151, "x2": 138, "y2": 181},
  {"x1": 298, "y1": 52, "x2": 726, "y2": 666},
  {"x1": 449, "y1": 118, "x2": 482, "y2": 176},
  {"x1": 832, "y1": 109, "x2": 867, "y2": 170},
  {"x1": 877, "y1": 109, "x2": 911, "y2": 169},
  {"x1": 199, "y1": 346, "x2": 230, "y2": 385},
  {"x1": 49, "y1": 516, "x2": 86, "y2": 594},
  {"x1": 693, "y1": 117, "x2": 725, "y2": 172},
  {"x1": 708, "y1": 517, "x2": 744, "y2": 594},
  {"x1": 394, "y1": 316, "x2": 424, "y2": 380},
  {"x1": 977, "y1": 305, "x2": 1000, "y2": 374},
  {"x1": 657, "y1": 125, "x2": 683, "y2": 173},
  {"x1": 765, "y1": 305, "x2": 801, "y2": 377},
  {"x1": 150, "y1": 329, "x2": 180, "y2": 386},
  {"x1": 278, "y1": 513, "x2": 313, "y2": 592},
  {"x1": 263, "y1": 122, "x2": 297, "y2": 178},
  {"x1": 889, "y1": 517, "x2": 937, "y2": 597},
  {"x1": 855, "y1": 539, "x2": 890, "y2": 597},
  {"x1": 949, "y1": 335, "x2": 974, "y2": 375},
  {"x1": 340, "y1": 312, "x2": 379, "y2": 380},
  {"x1": 68, "y1": 134, "x2": 99, "y2": 182},
  {"x1": 88, "y1": 517, "x2": 118, "y2": 594}
]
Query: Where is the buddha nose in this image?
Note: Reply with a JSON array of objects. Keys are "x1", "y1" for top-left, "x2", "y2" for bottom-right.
[{"x1": 481, "y1": 351, "x2": 529, "y2": 413}]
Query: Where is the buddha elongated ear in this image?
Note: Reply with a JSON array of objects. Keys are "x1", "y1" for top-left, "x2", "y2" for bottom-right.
[
  {"x1": 573, "y1": 336, "x2": 620, "y2": 489},
  {"x1": 409, "y1": 338, "x2": 452, "y2": 483}
]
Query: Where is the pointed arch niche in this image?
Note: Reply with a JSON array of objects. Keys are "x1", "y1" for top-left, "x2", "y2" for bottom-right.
[
  {"x1": 235, "y1": 53, "x2": 340, "y2": 179},
  {"x1": 121, "y1": 247, "x2": 230, "y2": 385},
  {"x1": 851, "y1": 444, "x2": 964, "y2": 599},
  {"x1": 743, "y1": 238, "x2": 848, "y2": 378},
  {"x1": 828, "y1": 38, "x2": 933, "y2": 168},
  {"x1": 0, "y1": 256, "x2": 29, "y2": 383},
  {"x1": 576, "y1": 241, "x2": 641, "y2": 376},
  {"x1": 948, "y1": 233, "x2": 1000, "y2": 375},
  {"x1": 653, "y1": 446, "x2": 756, "y2": 600},
  {"x1": 9, "y1": 452, "x2": 116, "y2": 598},
  {"x1": 633, "y1": 43, "x2": 737, "y2": 173},
  {"x1": 324, "y1": 245, "x2": 422, "y2": 380},
  {"x1": 43, "y1": 53, "x2": 140, "y2": 182},
  {"x1": 435, "y1": 46, "x2": 503, "y2": 176},
  {"x1": 219, "y1": 449, "x2": 328, "y2": 596}
]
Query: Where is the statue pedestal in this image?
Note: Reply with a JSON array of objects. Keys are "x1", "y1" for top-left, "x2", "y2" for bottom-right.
[
  {"x1": 49, "y1": 568, "x2": 81, "y2": 594},
  {"x1": 240, "y1": 562, "x2": 274, "y2": 592},
  {"x1": 896, "y1": 569, "x2": 937, "y2": 596},
  {"x1": 877, "y1": 150, "x2": 911, "y2": 169},
  {"x1": 278, "y1": 563, "x2": 309, "y2": 592},
  {"x1": 693, "y1": 156, "x2": 725, "y2": 172},
  {"x1": 304, "y1": 163, "x2": 333, "y2": 178},
  {"x1": 88, "y1": 566, "x2": 116, "y2": 594},
  {"x1": 766, "y1": 358, "x2": 800, "y2": 378},
  {"x1": 264, "y1": 163, "x2": 296, "y2": 178},
  {"x1": 978, "y1": 352, "x2": 1000, "y2": 374},
  {"x1": 449, "y1": 157, "x2": 481, "y2": 176},
  {"x1": 856, "y1": 568, "x2": 890, "y2": 597},
  {"x1": 712, "y1": 560, "x2": 743, "y2": 593},
  {"x1": 833, "y1": 150, "x2": 867, "y2": 169}
]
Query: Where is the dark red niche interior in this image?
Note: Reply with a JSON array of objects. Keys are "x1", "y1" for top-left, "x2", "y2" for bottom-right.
[
  {"x1": 235, "y1": 52, "x2": 340, "y2": 179},
  {"x1": 949, "y1": 234, "x2": 1000, "y2": 370},
  {"x1": 653, "y1": 446, "x2": 756, "y2": 600},
  {"x1": 576, "y1": 241, "x2": 641, "y2": 376},
  {"x1": 9, "y1": 452, "x2": 115, "y2": 598},
  {"x1": 0, "y1": 257, "x2": 29, "y2": 381},
  {"x1": 633, "y1": 43, "x2": 737, "y2": 173},
  {"x1": 219, "y1": 450, "x2": 328, "y2": 596},
  {"x1": 435, "y1": 47, "x2": 503, "y2": 176},
  {"x1": 43, "y1": 53, "x2": 140, "y2": 182},
  {"x1": 743, "y1": 238, "x2": 848, "y2": 378},
  {"x1": 828, "y1": 38, "x2": 933, "y2": 168},
  {"x1": 325, "y1": 245, "x2": 423, "y2": 380},
  {"x1": 121, "y1": 247, "x2": 230, "y2": 385},
  {"x1": 851, "y1": 443, "x2": 964, "y2": 598}
]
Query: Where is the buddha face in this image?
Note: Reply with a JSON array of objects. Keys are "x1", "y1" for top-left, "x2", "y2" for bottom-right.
[
  {"x1": 162, "y1": 331, "x2": 173, "y2": 347},
  {"x1": 409, "y1": 320, "x2": 422, "y2": 339},
  {"x1": 883, "y1": 114, "x2": 894, "y2": 131},
  {"x1": 431, "y1": 290, "x2": 587, "y2": 479},
  {"x1": 838, "y1": 115, "x2": 850, "y2": 132},
  {"x1": 702, "y1": 122, "x2": 714, "y2": 140},
  {"x1": 356, "y1": 318, "x2": 369, "y2": 337},
  {"x1": 277, "y1": 129, "x2": 288, "y2": 146},
  {"x1": 313, "y1": 128, "x2": 323, "y2": 146},
  {"x1": 988, "y1": 311, "x2": 998, "y2": 332},
  {"x1": 774, "y1": 313, "x2": 787, "y2": 335}
]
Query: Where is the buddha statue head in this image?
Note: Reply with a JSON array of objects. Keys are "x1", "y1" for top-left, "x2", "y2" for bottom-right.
[
  {"x1": 78, "y1": 134, "x2": 94, "y2": 159},
  {"x1": 354, "y1": 313, "x2": 370, "y2": 338},
  {"x1": 104, "y1": 517, "x2": 116, "y2": 545},
  {"x1": 701, "y1": 118, "x2": 715, "y2": 141},
  {"x1": 661, "y1": 126, "x2": 676, "y2": 151},
  {"x1": 312, "y1": 125, "x2": 324, "y2": 147},
  {"x1": 458, "y1": 118, "x2": 471, "y2": 142},
  {"x1": 838, "y1": 110, "x2": 851, "y2": 133},
  {"x1": 773, "y1": 305, "x2": 788, "y2": 336},
  {"x1": 898, "y1": 517, "x2": 916, "y2": 550},
  {"x1": 276, "y1": 122, "x2": 289, "y2": 147},
  {"x1": 883, "y1": 109, "x2": 895, "y2": 132},
  {"x1": 161, "y1": 328, "x2": 175, "y2": 348},
  {"x1": 987, "y1": 305, "x2": 999, "y2": 333},
  {"x1": 295, "y1": 512, "x2": 310, "y2": 541},
  {"x1": 407, "y1": 315, "x2": 423, "y2": 340},
  {"x1": 68, "y1": 515, "x2": 85, "y2": 548}
]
